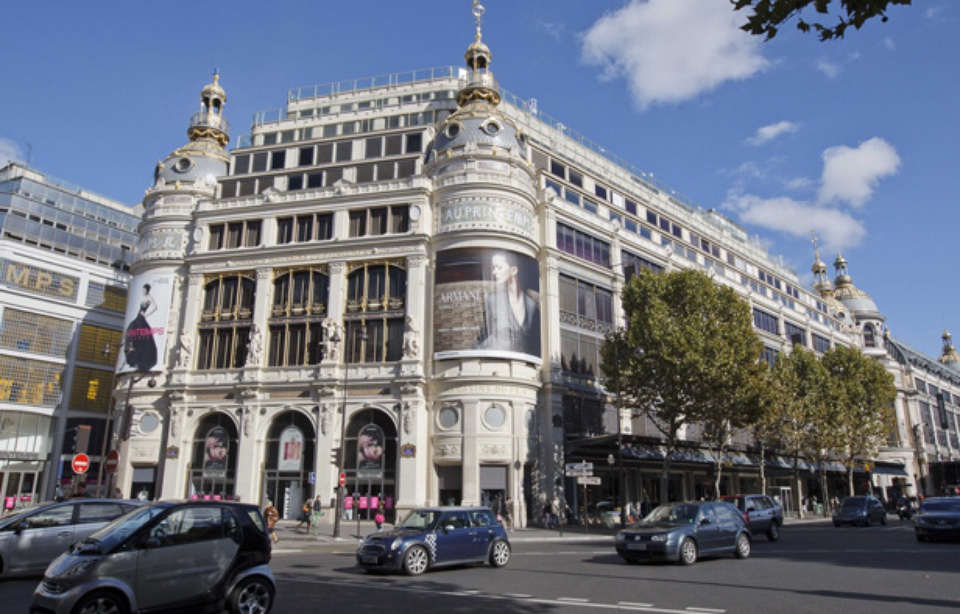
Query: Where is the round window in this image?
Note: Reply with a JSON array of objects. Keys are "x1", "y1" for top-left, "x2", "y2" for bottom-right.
[
  {"x1": 439, "y1": 406, "x2": 459, "y2": 429},
  {"x1": 484, "y1": 405, "x2": 506, "y2": 429},
  {"x1": 445, "y1": 123, "x2": 461, "y2": 139},
  {"x1": 139, "y1": 412, "x2": 160, "y2": 434},
  {"x1": 174, "y1": 157, "x2": 194, "y2": 173},
  {"x1": 482, "y1": 120, "x2": 502, "y2": 135}
]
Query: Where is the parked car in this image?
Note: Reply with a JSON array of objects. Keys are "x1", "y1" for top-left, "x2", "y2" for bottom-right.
[
  {"x1": 356, "y1": 506, "x2": 510, "y2": 575},
  {"x1": 0, "y1": 498, "x2": 145, "y2": 578},
  {"x1": 30, "y1": 500, "x2": 274, "y2": 614},
  {"x1": 913, "y1": 497, "x2": 960, "y2": 542},
  {"x1": 832, "y1": 495, "x2": 887, "y2": 527},
  {"x1": 719, "y1": 494, "x2": 784, "y2": 541},
  {"x1": 615, "y1": 501, "x2": 751, "y2": 566}
]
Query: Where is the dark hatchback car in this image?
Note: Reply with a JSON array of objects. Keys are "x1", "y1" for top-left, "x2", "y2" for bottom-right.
[
  {"x1": 615, "y1": 501, "x2": 751, "y2": 566},
  {"x1": 356, "y1": 506, "x2": 511, "y2": 575},
  {"x1": 720, "y1": 494, "x2": 784, "y2": 541},
  {"x1": 913, "y1": 497, "x2": 960, "y2": 542},
  {"x1": 0, "y1": 498, "x2": 145, "y2": 578},
  {"x1": 833, "y1": 495, "x2": 887, "y2": 527},
  {"x1": 30, "y1": 500, "x2": 274, "y2": 614}
]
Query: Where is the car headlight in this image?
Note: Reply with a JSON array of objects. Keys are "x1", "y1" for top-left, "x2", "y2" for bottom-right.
[
  {"x1": 615, "y1": 532, "x2": 626, "y2": 543},
  {"x1": 55, "y1": 559, "x2": 95, "y2": 579},
  {"x1": 390, "y1": 538, "x2": 403, "y2": 551},
  {"x1": 650, "y1": 534, "x2": 669, "y2": 542}
]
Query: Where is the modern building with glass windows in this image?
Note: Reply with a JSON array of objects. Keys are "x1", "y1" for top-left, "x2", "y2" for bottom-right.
[
  {"x1": 113, "y1": 6, "x2": 949, "y2": 523},
  {"x1": 0, "y1": 162, "x2": 140, "y2": 509}
]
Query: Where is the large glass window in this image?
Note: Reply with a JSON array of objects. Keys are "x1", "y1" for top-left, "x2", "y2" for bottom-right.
[
  {"x1": 269, "y1": 268, "x2": 329, "y2": 367},
  {"x1": 558, "y1": 275, "x2": 613, "y2": 379},
  {"x1": 348, "y1": 206, "x2": 409, "y2": 238},
  {"x1": 557, "y1": 223, "x2": 610, "y2": 268},
  {"x1": 784, "y1": 321, "x2": 807, "y2": 347},
  {"x1": 208, "y1": 220, "x2": 262, "y2": 250},
  {"x1": 197, "y1": 274, "x2": 255, "y2": 370},
  {"x1": 344, "y1": 262, "x2": 406, "y2": 364},
  {"x1": 753, "y1": 308, "x2": 779, "y2": 335},
  {"x1": 0, "y1": 310, "x2": 73, "y2": 357}
]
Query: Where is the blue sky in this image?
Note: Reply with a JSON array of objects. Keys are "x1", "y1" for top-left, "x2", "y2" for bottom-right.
[{"x1": 2, "y1": 1, "x2": 956, "y2": 358}]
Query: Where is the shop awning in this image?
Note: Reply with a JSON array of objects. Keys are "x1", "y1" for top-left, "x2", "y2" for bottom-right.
[{"x1": 870, "y1": 464, "x2": 909, "y2": 477}]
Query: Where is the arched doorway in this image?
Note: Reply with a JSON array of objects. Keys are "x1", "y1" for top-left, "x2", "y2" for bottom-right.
[
  {"x1": 187, "y1": 412, "x2": 240, "y2": 501},
  {"x1": 344, "y1": 408, "x2": 397, "y2": 522},
  {"x1": 263, "y1": 410, "x2": 316, "y2": 520}
]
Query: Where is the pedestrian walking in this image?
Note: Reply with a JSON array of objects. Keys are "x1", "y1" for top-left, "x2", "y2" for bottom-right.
[
  {"x1": 310, "y1": 495, "x2": 324, "y2": 537},
  {"x1": 296, "y1": 500, "x2": 311, "y2": 530},
  {"x1": 264, "y1": 500, "x2": 280, "y2": 543},
  {"x1": 374, "y1": 499, "x2": 386, "y2": 530}
]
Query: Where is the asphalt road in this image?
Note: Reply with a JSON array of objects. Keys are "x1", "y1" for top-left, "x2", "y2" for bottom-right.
[{"x1": 3, "y1": 518, "x2": 959, "y2": 613}]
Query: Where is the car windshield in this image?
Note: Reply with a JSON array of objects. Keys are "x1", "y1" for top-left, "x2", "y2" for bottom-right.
[
  {"x1": 645, "y1": 503, "x2": 699, "y2": 524},
  {"x1": 83, "y1": 505, "x2": 167, "y2": 551},
  {"x1": 842, "y1": 498, "x2": 866, "y2": 508},
  {"x1": 921, "y1": 500, "x2": 960, "y2": 513},
  {"x1": 398, "y1": 509, "x2": 441, "y2": 530}
]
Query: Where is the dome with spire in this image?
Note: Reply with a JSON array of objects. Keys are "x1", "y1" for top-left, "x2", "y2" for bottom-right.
[
  {"x1": 153, "y1": 71, "x2": 231, "y2": 191},
  {"x1": 427, "y1": 1, "x2": 527, "y2": 164},
  {"x1": 832, "y1": 252, "x2": 882, "y2": 318},
  {"x1": 939, "y1": 330, "x2": 960, "y2": 370}
]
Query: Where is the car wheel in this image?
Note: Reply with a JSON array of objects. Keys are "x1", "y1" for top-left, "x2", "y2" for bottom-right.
[
  {"x1": 228, "y1": 576, "x2": 274, "y2": 614},
  {"x1": 766, "y1": 521, "x2": 780, "y2": 542},
  {"x1": 678, "y1": 538, "x2": 698, "y2": 566},
  {"x1": 734, "y1": 533, "x2": 751, "y2": 559},
  {"x1": 403, "y1": 545, "x2": 430, "y2": 576},
  {"x1": 73, "y1": 590, "x2": 130, "y2": 614},
  {"x1": 489, "y1": 540, "x2": 511, "y2": 568}
]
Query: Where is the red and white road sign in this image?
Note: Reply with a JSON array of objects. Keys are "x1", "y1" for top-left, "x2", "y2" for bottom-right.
[
  {"x1": 72, "y1": 453, "x2": 90, "y2": 475},
  {"x1": 339, "y1": 472, "x2": 346, "y2": 486},
  {"x1": 105, "y1": 450, "x2": 119, "y2": 474}
]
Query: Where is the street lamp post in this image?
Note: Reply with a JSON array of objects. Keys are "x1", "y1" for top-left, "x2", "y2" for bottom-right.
[
  {"x1": 332, "y1": 324, "x2": 367, "y2": 539},
  {"x1": 613, "y1": 331, "x2": 627, "y2": 526}
]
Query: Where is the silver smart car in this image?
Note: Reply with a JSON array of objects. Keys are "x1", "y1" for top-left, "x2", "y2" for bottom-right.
[
  {"x1": 0, "y1": 498, "x2": 145, "y2": 578},
  {"x1": 30, "y1": 500, "x2": 275, "y2": 614}
]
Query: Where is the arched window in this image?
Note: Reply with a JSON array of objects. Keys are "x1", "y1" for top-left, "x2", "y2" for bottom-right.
[
  {"x1": 344, "y1": 261, "x2": 406, "y2": 364},
  {"x1": 863, "y1": 324, "x2": 876, "y2": 348},
  {"x1": 269, "y1": 268, "x2": 329, "y2": 366},
  {"x1": 197, "y1": 273, "x2": 256, "y2": 369}
]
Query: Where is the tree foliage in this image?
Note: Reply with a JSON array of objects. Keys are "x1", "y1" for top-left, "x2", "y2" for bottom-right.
[
  {"x1": 601, "y1": 269, "x2": 765, "y2": 504},
  {"x1": 822, "y1": 345, "x2": 898, "y2": 496},
  {"x1": 731, "y1": 0, "x2": 912, "y2": 41}
]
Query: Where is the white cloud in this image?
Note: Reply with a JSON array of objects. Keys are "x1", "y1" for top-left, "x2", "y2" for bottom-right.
[
  {"x1": 817, "y1": 137, "x2": 901, "y2": 208},
  {"x1": 580, "y1": 0, "x2": 768, "y2": 109},
  {"x1": 816, "y1": 58, "x2": 841, "y2": 78},
  {"x1": 746, "y1": 121, "x2": 799, "y2": 146},
  {"x1": 0, "y1": 139, "x2": 24, "y2": 167},
  {"x1": 884, "y1": 37, "x2": 896, "y2": 50},
  {"x1": 537, "y1": 20, "x2": 565, "y2": 43},
  {"x1": 726, "y1": 192, "x2": 867, "y2": 250}
]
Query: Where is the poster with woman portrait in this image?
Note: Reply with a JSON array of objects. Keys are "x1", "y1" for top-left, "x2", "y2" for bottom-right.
[
  {"x1": 117, "y1": 273, "x2": 174, "y2": 374},
  {"x1": 202, "y1": 426, "x2": 229, "y2": 479},
  {"x1": 433, "y1": 247, "x2": 541, "y2": 363},
  {"x1": 278, "y1": 426, "x2": 303, "y2": 472},
  {"x1": 356, "y1": 424, "x2": 384, "y2": 479}
]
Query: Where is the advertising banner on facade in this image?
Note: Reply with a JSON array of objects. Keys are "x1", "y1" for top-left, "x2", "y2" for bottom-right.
[
  {"x1": 117, "y1": 273, "x2": 174, "y2": 374},
  {"x1": 356, "y1": 424, "x2": 384, "y2": 479},
  {"x1": 202, "y1": 426, "x2": 229, "y2": 479},
  {"x1": 433, "y1": 247, "x2": 541, "y2": 363},
  {"x1": 278, "y1": 426, "x2": 303, "y2": 472}
]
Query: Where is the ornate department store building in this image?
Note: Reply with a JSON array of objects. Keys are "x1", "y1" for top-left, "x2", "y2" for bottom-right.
[{"x1": 111, "y1": 6, "x2": 960, "y2": 523}]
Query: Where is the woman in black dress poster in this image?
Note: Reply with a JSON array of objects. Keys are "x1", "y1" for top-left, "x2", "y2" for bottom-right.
[{"x1": 124, "y1": 283, "x2": 158, "y2": 371}]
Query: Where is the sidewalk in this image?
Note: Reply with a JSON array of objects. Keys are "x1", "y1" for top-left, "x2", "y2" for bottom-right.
[{"x1": 272, "y1": 512, "x2": 836, "y2": 547}]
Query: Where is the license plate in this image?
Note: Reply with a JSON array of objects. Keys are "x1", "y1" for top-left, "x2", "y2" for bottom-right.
[
  {"x1": 362, "y1": 556, "x2": 378, "y2": 564},
  {"x1": 627, "y1": 543, "x2": 647, "y2": 551}
]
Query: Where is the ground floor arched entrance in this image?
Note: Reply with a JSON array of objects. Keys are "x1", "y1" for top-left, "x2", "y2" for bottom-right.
[{"x1": 262, "y1": 410, "x2": 317, "y2": 520}]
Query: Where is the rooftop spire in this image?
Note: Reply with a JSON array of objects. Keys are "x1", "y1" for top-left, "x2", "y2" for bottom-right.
[
  {"x1": 940, "y1": 330, "x2": 960, "y2": 368},
  {"x1": 188, "y1": 70, "x2": 230, "y2": 147},
  {"x1": 457, "y1": 1, "x2": 501, "y2": 107},
  {"x1": 810, "y1": 234, "x2": 834, "y2": 297}
]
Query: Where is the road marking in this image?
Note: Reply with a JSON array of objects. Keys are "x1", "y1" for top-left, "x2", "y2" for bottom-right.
[
  {"x1": 619, "y1": 602, "x2": 654, "y2": 608},
  {"x1": 280, "y1": 575, "x2": 721, "y2": 613},
  {"x1": 505, "y1": 593, "x2": 532, "y2": 599}
]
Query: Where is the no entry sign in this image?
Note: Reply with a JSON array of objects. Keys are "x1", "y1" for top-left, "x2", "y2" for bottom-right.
[
  {"x1": 72, "y1": 453, "x2": 90, "y2": 475},
  {"x1": 105, "y1": 450, "x2": 119, "y2": 474}
]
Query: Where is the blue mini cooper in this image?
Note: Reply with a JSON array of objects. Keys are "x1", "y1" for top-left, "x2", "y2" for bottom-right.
[{"x1": 356, "y1": 506, "x2": 511, "y2": 575}]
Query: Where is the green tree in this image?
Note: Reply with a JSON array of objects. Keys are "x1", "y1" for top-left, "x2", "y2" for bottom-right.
[
  {"x1": 822, "y1": 345, "x2": 898, "y2": 496},
  {"x1": 601, "y1": 269, "x2": 764, "y2": 504},
  {"x1": 771, "y1": 346, "x2": 837, "y2": 517},
  {"x1": 731, "y1": 0, "x2": 913, "y2": 41}
]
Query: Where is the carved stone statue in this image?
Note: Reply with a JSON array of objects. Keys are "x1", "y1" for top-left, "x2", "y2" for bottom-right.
[
  {"x1": 177, "y1": 330, "x2": 193, "y2": 368},
  {"x1": 246, "y1": 324, "x2": 263, "y2": 365},
  {"x1": 321, "y1": 319, "x2": 342, "y2": 362},
  {"x1": 402, "y1": 315, "x2": 421, "y2": 359}
]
